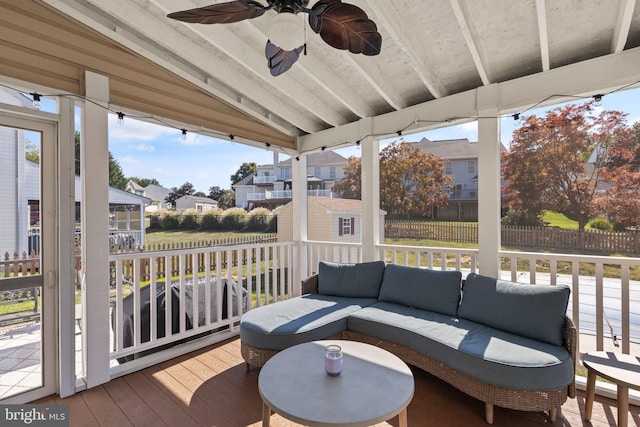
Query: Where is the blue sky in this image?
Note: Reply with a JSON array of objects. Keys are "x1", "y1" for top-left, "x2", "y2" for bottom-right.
[{"x1": 107, "y1": 87, "x2": 640, "y2": 193}]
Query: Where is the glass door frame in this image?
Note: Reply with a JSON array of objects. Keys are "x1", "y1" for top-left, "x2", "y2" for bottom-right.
[{"x1": 0, "y1": 113, "x2": 58, "y2": 403}]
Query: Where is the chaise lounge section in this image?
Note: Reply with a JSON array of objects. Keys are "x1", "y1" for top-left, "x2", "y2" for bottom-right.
[{"x1": 240, "y1": 261, "x2": 576, "y2": 423}]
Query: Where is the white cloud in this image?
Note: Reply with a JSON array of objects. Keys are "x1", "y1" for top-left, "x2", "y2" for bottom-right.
[
  {"x1": 127, "y1": 143, "x2": 155, "y2": 152},
  {"x1": 108, "y1": 115, "x2": 174, "y2": 141},
  {"x1": 119, "y1": 155, "x2": 137, "y2": 164}
]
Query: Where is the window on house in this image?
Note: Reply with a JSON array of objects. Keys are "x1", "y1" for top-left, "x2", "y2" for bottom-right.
[
  {"x1": 330, "y1": 166, "x2": 336, "y2": 179},
  {"x1": 468, "y1": 160, "x2": 475, "y2": 174},
  {"x1": 281, "y1": 167, "x2": 291, "y2": 179},
  {"x1": 338, "y1": 217, "x2": 355, "y2": 236},
  {"x1": 314, "y1": 167, "x2": 321, "y2": 178},
  {"x1": 197, "y1": 205, "x2": 203, "y2": 212},
  {"x1": 445, "y1": 162, "x2": 452, "y2": 175}
]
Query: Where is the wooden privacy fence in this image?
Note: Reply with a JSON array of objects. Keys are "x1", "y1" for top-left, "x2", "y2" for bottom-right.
[
  {"x1": 501, "y1": 226, "x2": 640, "y2": 253},
  {"x1": 384, "y1": 220, "x2": 640, "y2": 254},
  {"x1": 385, "y1": 220, "x2": 478, "y2": 243}
]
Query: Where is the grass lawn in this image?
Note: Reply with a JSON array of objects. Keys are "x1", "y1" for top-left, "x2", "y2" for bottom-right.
[
  {"x1": 542, "y1": 211, "x2": 580, "y2": 229},
  {"x1": 145, "y1": 229, "x2": 274, "y2": 245}
]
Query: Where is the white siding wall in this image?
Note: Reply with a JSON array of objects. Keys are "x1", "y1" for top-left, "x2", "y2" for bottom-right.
[
  {"x1": 307, "y1": 203, "x2": 333, "y2": 242},
  {"x1": 276, "y1": 203, "x2": 294, "y2": 241},
  {"x1": 449, "y1": 158, "x2": 478, "y2": 193},
  {"x1": 0, "y1": 126, "x2": 19, "y2": 253},
  {"x1": 234, "y1": 186, "x2": 251, "y2": 208}
]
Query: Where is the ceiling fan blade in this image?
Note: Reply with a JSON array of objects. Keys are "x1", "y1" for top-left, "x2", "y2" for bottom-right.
[
  {"x1": 167, "y1": 1, "x2": 266, "y2": 24},
  {"x1": 265, "y1": 41, "x2": 304, "y2": 76},
  {"x1": 309, "y1": 0, "x2": 381, "y2": 56}
]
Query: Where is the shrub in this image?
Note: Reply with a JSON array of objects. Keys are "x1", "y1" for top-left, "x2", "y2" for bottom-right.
[
  {"x1": 221, "y1": 207, "x2": 247, "y2": 230},
  {"x1": 501, "y1": 207, "x2": 544, "y2": 227},
  {"x1": 160, "y1": 211, "x2": 180, "y2": 229},
  {"x1": 180, "y1": 209, "x2": 200, "y2": 230},
  {"x1": 149, "y1": 213, "x2": 161, "y2": 229},
  {"x1": 613, "y1": 222, "x2": 627, "y2": 232},
  {"x1": 201, "y1": 208, "x2": 224, "y2": 230},
  {"x1": 589, "y1": 217, "x2": 612, "y2": 231},
  {"x1": 246, "y1": 208, "x2": 272, "y2": 231}
]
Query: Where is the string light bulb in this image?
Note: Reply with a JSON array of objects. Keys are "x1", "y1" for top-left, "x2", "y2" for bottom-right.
[
  {"x1": 31, "y1": 92, "x2": 41, "y2": 110},
  {"x1": 181, "y1": 128, "x2": 188, "y2": 140},
  {"x1": 117, "y1": 112, "x2": 125, "y2": 125},
  {"x1": 593, "y1": 94, "x2": 603, "y2": 106},
  {"x1": 512, "y1": 113, "x2": 520, "y2": 121}
]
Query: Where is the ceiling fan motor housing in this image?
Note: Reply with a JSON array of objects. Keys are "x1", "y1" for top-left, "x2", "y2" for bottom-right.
[{"x1": 270, "y1": 0, "x2": 310, "y2": 14}]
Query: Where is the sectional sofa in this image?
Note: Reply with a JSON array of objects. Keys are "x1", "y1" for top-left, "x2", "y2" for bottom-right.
[{"x1": 240, "y1": 261, "x2": 576, "y2": 424}]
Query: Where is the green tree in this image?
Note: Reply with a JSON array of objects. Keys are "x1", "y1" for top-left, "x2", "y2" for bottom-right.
[
  {"x1": 595, "y1": 121, "x2": 640, "y2": 227},
  {"x1": 25, "y1": 139, "x2": 40, "y2": 163},
  {"x1": 218, "y1": 189, "x2": 236, "y2": 209},
  {"x1": 208, "y1": 185, "x2": 226, "y2": 200},
  {"x1": 129, "y1": 177, "x2": 160, "y2": 187},
  {"x1": 230, "y1": 162, "x2": 257, "y2": 185},
  {"x1": 334, "y1": 141, "x2": 453, "y2": 217},
  {"x1": 332, "y1": 156, "x2": 362, "y2": 199},
  {"x1": 165, "y1": 182, "x2": 196, "y2": 208},
  {"x1": 503, "y1": 102, "x2": 630, "y2": 231},
  {"x1": 73, "y1": 131, "x2": 128, "y2": 190},
  {"x1": 380, "y1": 141, "x2": 452, "y2": 217},
  {"x1": 108, "y1": 153, "x2": 128, "y2": 190}
]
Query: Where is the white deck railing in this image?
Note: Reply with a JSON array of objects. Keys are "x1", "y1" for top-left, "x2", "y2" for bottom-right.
[
  {"x1": 107, "y1": 238, "x2": 640, "y2": 373},
  {"x1": 305, "y1": 240, "x2": 640, "y2": 356},
  {"x1": 108, "y1": 241, "x2": 293, "y2": 367}
]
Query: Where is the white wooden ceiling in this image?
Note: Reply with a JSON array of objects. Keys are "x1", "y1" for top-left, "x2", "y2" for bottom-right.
[{"x1": 40, "y1": 0, "x2": 640, "y2": 151}]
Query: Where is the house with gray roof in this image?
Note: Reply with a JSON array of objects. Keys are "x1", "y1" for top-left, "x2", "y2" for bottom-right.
[
  {"x1": 126, "y1": 181, "x2": 171, "y2": 212},
  {"x1": 413, "y1": 138, "x2": 508, "y2": 221},
  {"x1": 233, "y1": 151, "x2": 348, "y2": 210},
  {"x1": 175, "y1": 195, "x2": 218, "y2": 212}
]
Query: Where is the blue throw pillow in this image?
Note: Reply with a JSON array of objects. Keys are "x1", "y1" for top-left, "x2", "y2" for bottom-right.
[
  {"x1": 377, "y1": 264, "x2": 462, "y2": 316},
  {"x1": 317, "y1": 261, "x2": 386, "y2": 298},
  {"x1": 457, "y1": 273, "x2": 570, "y2": 346}
]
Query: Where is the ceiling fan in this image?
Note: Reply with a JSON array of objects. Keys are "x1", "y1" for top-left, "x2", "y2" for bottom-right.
[{"x1": 167, "y1": 0, "x2": 382, "y2": 76}]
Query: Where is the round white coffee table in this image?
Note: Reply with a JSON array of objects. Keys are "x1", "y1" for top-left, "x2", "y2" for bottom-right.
[
  {"x1": 258, "y1": 340, "x2": 414, "y2": 427},
  {"x1": 582, "y1": 351, "x2": 640, "y2": 427}
]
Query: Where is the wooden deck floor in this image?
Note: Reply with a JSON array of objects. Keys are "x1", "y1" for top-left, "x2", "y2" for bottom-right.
[{"x1": 36, "y1": 337, "x2": 640, "y2": 427}]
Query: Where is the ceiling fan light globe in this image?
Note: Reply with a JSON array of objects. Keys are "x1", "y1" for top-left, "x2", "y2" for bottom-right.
[{"x1": 267, "y1": 11, "x2": 304, "y2": 51}]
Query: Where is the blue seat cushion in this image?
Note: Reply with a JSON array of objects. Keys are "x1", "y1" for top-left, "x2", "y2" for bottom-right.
[
  {"x1": 377, "y1": 264, "x2": 462, "y2": 316},
  {"x1": 458, "y1": 273, "x2": 570, "y2": 346},
  {"x1": 318, "y1": 261, "x2": 386, "y2": 298},
  {"x1": 240, "y1": 294, "x2": 377, "y2": 351},
  {"x1": 347, "y1": 302, "x2": 574, "y2": 391}
]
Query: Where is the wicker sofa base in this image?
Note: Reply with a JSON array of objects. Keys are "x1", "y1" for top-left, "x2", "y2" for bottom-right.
[{"x1": 241, "y1": 330, "x2": 574, "y2": 424}]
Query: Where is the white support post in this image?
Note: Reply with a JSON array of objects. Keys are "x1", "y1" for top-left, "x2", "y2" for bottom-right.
[
  {"x1": 57, "y1": 96, "x2": 76, "y2": 397},
  {"x1": 292, "y1": 153, "x2": 308, "y2": 295},
  {"x1": 477, "y1": 85, "x2": 501, "y2": 278},
  {"x1": 81, "y1": 71, "x2": 111, "y2": 387},
  {"x1": 361, "y1": 132, "x2": 380, "y2": 262}
]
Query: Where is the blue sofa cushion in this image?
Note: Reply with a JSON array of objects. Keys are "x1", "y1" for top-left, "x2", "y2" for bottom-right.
[
  {"x1": 348, "y1": 302, "x2": 574, "y2": 391},
  {"x1": 377, "y1": 264, "x2": 462, "y2": 316},
  {"x1": 317, "y1": 261, "x2": 386, "y2": 298},
  {"x1": 240, "y1": 294, "x2": 376, "y2": 350},
  {"x1": 457, "y1": 273, "x2": 570, "y2": 346}
]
